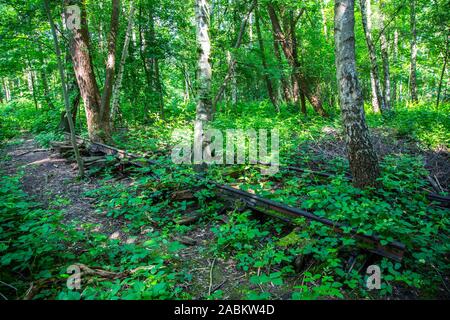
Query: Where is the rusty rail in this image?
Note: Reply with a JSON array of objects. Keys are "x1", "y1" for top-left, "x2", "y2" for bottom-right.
[{"x1": 62, "y1": 134, "x2": 406, "y2": 261}]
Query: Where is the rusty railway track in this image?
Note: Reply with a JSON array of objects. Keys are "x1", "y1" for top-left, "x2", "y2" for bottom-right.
[{"x1": 61, "y1": 134, "x2": 409, "y2": 262}]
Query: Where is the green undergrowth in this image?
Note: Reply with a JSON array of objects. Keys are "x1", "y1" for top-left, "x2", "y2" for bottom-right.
[{"x1": 0, "y1": 171, "x2": 191, "y2": 300}]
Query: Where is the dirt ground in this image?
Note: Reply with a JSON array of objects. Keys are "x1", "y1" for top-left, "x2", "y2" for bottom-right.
[{"x1": 0, "y1": 136, "x2": 254, "y2": 299}]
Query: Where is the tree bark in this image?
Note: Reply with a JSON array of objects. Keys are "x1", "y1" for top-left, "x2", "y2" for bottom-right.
[
  {"x1": 255, "y1": 4, "x2": 278, "y2": 111},
  {"x1": 359, "y1": 0, "x2": 387, "y2": 113},
  {"x1": 392, "y1": 29, "x2": 398, "y2": 104},
  {"x1": 409, "y1": 0, "x2": 418, "y2": 103},
  {"x1": 273, "y1": 38, "x2": 292, "y2": 103},
  {"x1": 149, "y1": 9, "x2": 164, "y2": 118},
  {"x1": 45, "y1": 0, "x2": 84, "y2": 178},
  {"x1": 212, "y1": 0, "x2": 257, "y2": 111},
  {"x1": 194, "y1": 0, "x2": 213, "y2": 171},
  {"x1": 334, "y1": 0, "x2": 380, "y2": 188},
  {"x1": 66, "y1": 0, "x2": 120, "y2": 143},
  {"x1": 100, "y1": 0, "x2": 120, "y2": 121},
  {"x1": 267, "y1": 4, "x2": 327, "y2": 116},
  {"x1": 379, "y1": 6, "x2": 391, "y2": 111},
  {"x1": 37, "y1": 47, "x2": 55, "y2": 109},
  {"x1": 111, "y1": 2, "x2": 135, "y2": 125},
  {"x1": 436, "y1": 34, "x2": 449, "y2": 108}
]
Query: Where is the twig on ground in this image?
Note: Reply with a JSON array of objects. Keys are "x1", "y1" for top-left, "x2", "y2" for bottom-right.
[
  {"x1": 208, "y1": 257, "x2": 217, "y2": 297},
  {"x1": 16, "y1": 149, "x2": 47, "y2": 157}
]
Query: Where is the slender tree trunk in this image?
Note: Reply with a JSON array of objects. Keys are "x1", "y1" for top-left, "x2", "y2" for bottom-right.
[
  {"x1": 100, "y1": 0, "x2": 120, "y2": 121},
  {"x1": 320, "y1": 0, "x2": 328, "y2": 41},
  {"x1": 212, "y1": 0, "x2": 256, "y2": 111},
  {"x1": 45, "y1": 0, "x2": 84, "y2": 178},
  {"x1": 380, "y1": 7, "x2": 391, "y2": 111},
  {"x1": 111, "y1": 2, "x2": 135, "y2": 125},
  {"x1": 154, "y1": 57, "x2": 164, "y2": 117},
  {"x1": 335, "y1": 0, "x2": 380, "y2": 188},
  {"x1": 26, "y1": 60, "x2": 39, "y2": 110},
  {"x1": 273, "y1": 38, "x2": 292, "y2": 103},
  {"x1": 359, "y1": 0, "x2": 387, "y2": 113},
  {"x1": 194, "y1": 0, "x2": 213, "y2": 171},
  {"x1": 410, "y1": 0, "x2": 418, "y2": 103},
  {"x1": 436, "y1": 34, "x2": 449, "y2": 108},
  {"x1": 267, "y1": 4, "x2": 327, "y2": 116},
  {"x1": 3, "y1": 79, "x2": 11, "y2": 102},
  {"x1": 380, "y1": 32, "x2": 391, "y2": 110},
  {"x1": 195, "y1": 0, "x2": 212, "y2": 121},
  {"x1": 38, "y1": 48, "x2": 55, "y2": 109},
  {"x1": 392, "y1": 29, "x2": 398, "y2": 104},
  {"x1": 255, "y1": 4, "x2": 278, "y2": 111}
]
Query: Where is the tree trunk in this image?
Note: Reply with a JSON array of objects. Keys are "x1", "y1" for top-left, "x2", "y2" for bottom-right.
[
  {"x1": 66, "y1": 0, "x2": 120, "y2": 143},
  {"x1": 359, "y1": 0, "x2": 387, "y2": 113},
  {"x1": 410, "y1": 0, "x2": 418, "y2": 103},
  {"x1": 436, "y1": 34, "x2": 448, "y2": 108},
  {"x1": 255, "y1": 4, "x2": 278, "y2": 111},
  {"x1": 100, "y1": 0, "x2": 120, "y2": 121},
  {"x1": 45, "y1": 0, "x2": 84, "y2": 178},
  {"x1": 111, "y1": 2, "x2": 135, "y2": 125},
  {"x1": 379, "y1": 6, "x2": 391, "y2": 111},
  {"x1": 38, "y1": 47, "x2": 55, "y2": 109},
  {"x1": 392, "y1": 29, "x2": 398, "y2": 104},
  {"x1": 273, "y1": 37, "x2": 292, "y2": 102},
  {"x1": 267, "y1": 4, "x2": 327, "y2": 116},
  {"x1": 212, "y1": 0, "x2": 257, "y2": 111},
  {"x1": 320, "y1": 0, "x2": 328, "y2": 41},
  {"x1": 26, "y1": 60, "x2": 39, "y2": 110},
  {"x1": 3, "y1": 79, "x2": 11, "y2": 102},
  {"x1": 194, "y1": 0, "x2": 213, "y2": 171},
  {"x1": 195, "y1": 0, "x2": 212, "y2": 122},
  {"x1": 334, "y1": 0, "x2": 380, "y2": 188}
]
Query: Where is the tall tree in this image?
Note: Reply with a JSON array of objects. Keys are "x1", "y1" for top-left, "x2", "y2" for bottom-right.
[
  {"x1": 194, "y1": 0, "x2": 213, "y2": 170},
  {"x1": 359, "y1": 0, "x2": 387, "y2": 113},
  {"x1": 255, "y1": 3, "x2": 278, "y2": 111},
  {"x1": 212, "y1": 0, "x2": 256, "y2": 112},
  {"x1": 436, "y1": 33, "x2": 449, "y2": 108},
  {"x1": 379, "y1": 4, "x2": 391, "y2": 110},
  {"x1": 267, "y1": 3, "x2": 327, "y2": 116},
  {"x1": 111, "y1": 2, "x2": 135, "y2": 125},
  {"x1": 65, "y1": 0, "x2": 120, "y2": 143},
  {"x1": 335, "y1": 0, "x2": 380, "y2": 188},
  {"x1": 409, "y1": 0, "x2": 418, "y2": 102},
  {"x1": 44, "y1": 0, "x2": 84, "y2": 178}
]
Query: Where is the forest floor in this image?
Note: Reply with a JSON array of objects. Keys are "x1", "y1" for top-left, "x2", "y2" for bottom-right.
[
  {"x1": 1, "y1": 122, "x2": 448, "y2": 299},
  {"x1": 0, "y1": 134, "x2": 282, "y2": 299}
]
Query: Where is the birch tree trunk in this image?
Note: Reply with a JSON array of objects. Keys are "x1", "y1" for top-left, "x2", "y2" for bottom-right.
[
  {"x1": 410, "y1": 0, "x2": 418, "y2": 103},
  {"x1": 392, "y1": 29, "x2": 398, "y2": 104},
  {"x1": 194, "y1": 0, "x2": 213, "y2": 171},
  {"x1": 3, "y1": 79, "x2": 11, "y2": 102},
  {"x1": 380, "y1": 7, "x2": 391, "y2": 111},
  {"x1": 195, "y1": 0, "x2": 213, "y2": 122},
  {"x1": 359, "y1": 0, "x2": 387, "y2": 113},
  {"x1": 335, "y1": 0, "x2": 380, "y2": 188},
  {"x1": 111, "y1": 2, "x2": 135, "y2": 125}
]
